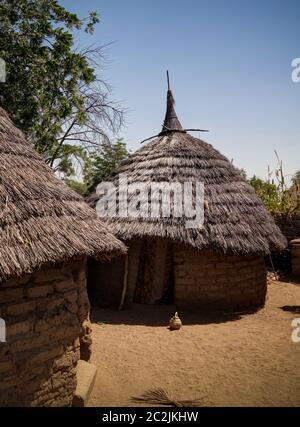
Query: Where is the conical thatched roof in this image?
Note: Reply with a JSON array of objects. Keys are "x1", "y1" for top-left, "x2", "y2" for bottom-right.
[
  {"x1": 89, "y1": 89, "x2": 286, "y2": 255},
  {"x1": 161, "y1": 90, "x2": 183, "y2": 133},
  {"x1": 0, "y1": 107, "x2": 126, "y2": 281}
]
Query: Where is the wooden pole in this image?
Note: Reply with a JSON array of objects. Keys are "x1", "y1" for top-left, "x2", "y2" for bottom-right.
[
  {"x1": 167, "y1": 70, "x2": 170, "y2": 91},
  {"x1": 118, "y1": 254, "x2": 129, "y2": 311},
  {"x1": 269, "y1": 254, "x2": 278, "y2": 281}
]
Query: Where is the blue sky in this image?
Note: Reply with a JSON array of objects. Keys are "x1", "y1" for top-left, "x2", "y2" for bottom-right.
[{"x1": 61, "y1": 0, "x2": 300, "y2": 183}]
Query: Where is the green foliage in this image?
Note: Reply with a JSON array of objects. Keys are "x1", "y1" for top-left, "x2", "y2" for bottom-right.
[
  {"x1": 84, "y1": 139, "x2": 130, "y2": 194},
  {"x1": 0, "y1": 0, "x2": 123, "y2": 177},
  {"x1": 248, "y1": 153, "x2": 300, "y2": 214},
  {"x1": 292, "y1": 170, "x2": 300, "y2": 185},
  {"x1": 64, "y1": 178, "x2": 88, "y2": 196},
  {"x1": 0, "y1": 1, "x2": 96, "y2": 151},
  {"x1": 249, "y1": 173, "x2": 300, "y2": 214},
  {"x1": 52, "y1": 143, "x2": 88, "y2": 176},
  {"x1": 249, "y1": 176, "x2": 281, "y2": 212}
]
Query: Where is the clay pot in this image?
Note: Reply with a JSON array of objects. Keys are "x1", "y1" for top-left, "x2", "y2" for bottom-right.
[{"x1": 169, "y1": 312, "x2": 182, "y2": 330}]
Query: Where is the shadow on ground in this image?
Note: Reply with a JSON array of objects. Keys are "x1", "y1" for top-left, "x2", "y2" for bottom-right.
[
  {"x1": 90, "y1": 303, "x2": 262, "y2": 327},
  {"x1": 280, "y1": 305, "x2": 300, "y2": 314},
  {"x1": 277, "y1": 275, "x2": 300, "y2": 287}
]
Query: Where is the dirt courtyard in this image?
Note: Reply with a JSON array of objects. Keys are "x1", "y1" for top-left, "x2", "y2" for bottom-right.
[{"x1": 88, "y1": 279, "x2": 300, "y2": 407}]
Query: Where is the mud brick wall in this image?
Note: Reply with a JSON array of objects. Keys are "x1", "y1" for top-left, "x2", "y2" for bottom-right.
[
  {"x1": 174, "y1": 246, "x2": 267, "y2": 310},
  {"x1": 291, "y1": 239, "x2": 300, "y2": 276},
  {"x1": 0, "y1": 257, "x2": 90, "y2": 407}
]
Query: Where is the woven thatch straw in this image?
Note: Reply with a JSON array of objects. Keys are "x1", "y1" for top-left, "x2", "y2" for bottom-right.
[
  {"x1": 89, "y1": 90, "x2": 286, "y2": 255},
  {"x1": 0, "y1": 107, "x2": 126, "y2": 281},
  {"x1": 161, "y1": 89, "x2": 183, "y2": 132}
]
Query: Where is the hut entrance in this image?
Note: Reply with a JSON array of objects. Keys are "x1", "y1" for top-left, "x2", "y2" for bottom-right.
[
  {"x1": 86, "y1": 238, "x2": 175, "y2": 308},
  {"x1": 87, "y1": 256, "x2": 126, "y2": 308},
  {"x1": 134, "y1": 238, "x2": 174, "y2": 304}
]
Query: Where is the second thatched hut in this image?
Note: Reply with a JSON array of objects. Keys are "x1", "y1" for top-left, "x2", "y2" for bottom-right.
[{"x1": 88, "y1": 83, "x2": 286, "y2": 311}]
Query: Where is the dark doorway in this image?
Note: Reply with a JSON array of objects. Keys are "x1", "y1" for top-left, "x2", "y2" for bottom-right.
[
  {"x1": 134, "y1": 238, "x2": 174, "y2": 304},
  {"x1": 87, "y1": 256, "x2": 125, "y2": 308}
]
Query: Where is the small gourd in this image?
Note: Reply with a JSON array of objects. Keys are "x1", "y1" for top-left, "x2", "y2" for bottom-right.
[{"x1": 169, "y1": 312, "x2": 182, "y2": 330}]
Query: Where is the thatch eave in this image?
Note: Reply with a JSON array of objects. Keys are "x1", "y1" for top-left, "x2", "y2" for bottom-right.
[
  {"x1": 0, "y1": 107, "x2": 127, "y2": 282},
  {"x1": 89, "y1": 131, "x2": 287, "y2": 255}
]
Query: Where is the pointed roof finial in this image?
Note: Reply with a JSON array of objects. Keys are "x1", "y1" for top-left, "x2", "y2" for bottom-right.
[
  {"x1": 167, "y1": 70, "x2": 170, "y2": 91},
  {"x1": 140, "y1": 73, "x2": 210, "y2": 143},
  {"x1": 160, "y1": 71, "x2": 184, "y2": 134}
]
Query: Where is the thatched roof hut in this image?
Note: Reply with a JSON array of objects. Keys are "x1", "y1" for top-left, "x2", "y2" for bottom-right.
[
  {"x1": 90, "y1": 90, "x2": 286, "y2": 255},
  {"x1": 88, "y1": 83, "x2": 286, "y2": 311},
  {"x1": 0, "y1": 107, "x2": 125, "y2": 281},
  {"x1": 0, "y1": 107, "x2": 126, "y2": 407}
]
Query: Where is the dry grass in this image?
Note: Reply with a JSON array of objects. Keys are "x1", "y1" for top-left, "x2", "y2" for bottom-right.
[
  {"x1": 131, "y1": 387, "x2": 203, "y2": 407},
  {"x1": 0, "y1": 107, "x2": 126, "y2": 281},
  {"x1": 89, "y1": 90, "x2": 286, "y2": 255}
]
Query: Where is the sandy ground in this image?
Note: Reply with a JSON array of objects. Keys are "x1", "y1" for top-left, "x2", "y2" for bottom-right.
[{"x1": 88, "y1": 279, "x2": 300, "y2": 407}]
